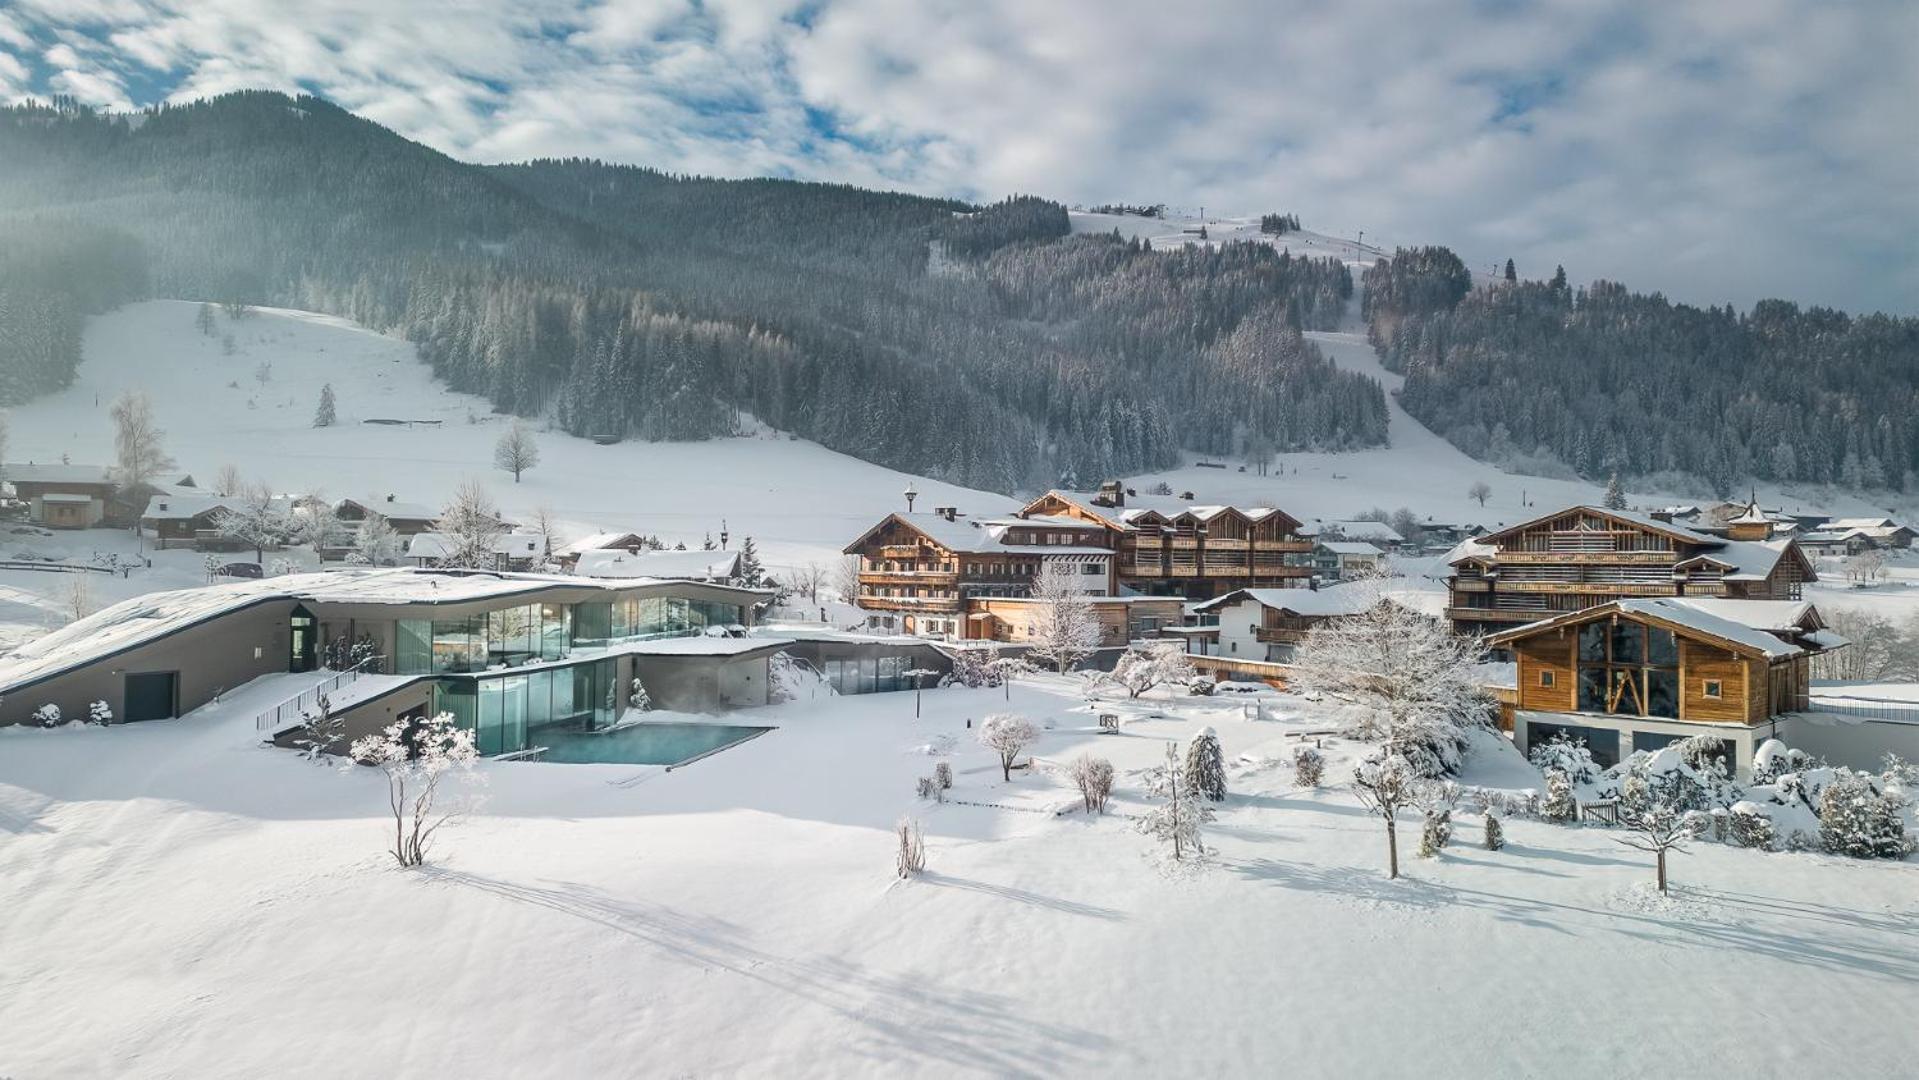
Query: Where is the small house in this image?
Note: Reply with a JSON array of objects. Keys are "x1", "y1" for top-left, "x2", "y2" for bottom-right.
[
  {"x1": 336, "y1": 497, "x2": 439, "y2": 536},
  {"x1": 553, "y1": 532, "x2": 658, "y2": 570},
  {"x1": 1312, "y1": 540, "x2": 1384, "y2": 583},
  {"x1": 7, "y1": 463, "x2": 116, "y2": 529},
  {"x1": 406, "y1": 531, "x2": 549, "y2": 572},
  {"x1": 1489, "y1": 597, "x2": 1846, "y2": 778}
]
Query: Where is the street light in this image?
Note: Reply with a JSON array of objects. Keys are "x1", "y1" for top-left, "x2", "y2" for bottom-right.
[{"x1": 904, "y1": 483, "x2": 918, "y2": 513}]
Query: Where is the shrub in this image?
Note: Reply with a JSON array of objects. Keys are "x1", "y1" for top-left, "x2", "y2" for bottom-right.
[
  {"x1": 934, "y1": 762, "x2": 953, "y2": 790},
  {"x1": 1292, "y1": 746, "x2": 1325, "y2": 787},
  {"x1": 1541, "y1": 769, "x2": 1577, "y2": 822},
  {"x1": 87, "y1": 700, "x2": 113, "y2": 726},
  {"x1": 1484, "y1": 811, "x2": 1505, "y2": 850},
  {"x1": 1819, "y1": 772, "x2": 1912, "y2": 859},
  {"x1": 896, "y1": 817, "x2": 927, "y2": 878},
  {"x1": 1728, "y1": 803, "x2": 1776, "y2": 850},
  {"x1": 33, "y1": 703, "x2": 61, "y2": 728},
  {"x1": 1070, "y1": 754, "x2": 1115, "y2": 814}
]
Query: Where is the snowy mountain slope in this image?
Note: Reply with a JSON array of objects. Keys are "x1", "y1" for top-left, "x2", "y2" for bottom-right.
[
  {"x1": 6, "y1": 301, "x2": 1014, "y2": 570},
  {"x1": 1069, "y1": 209, "x2": 1388, "y2": 263}
]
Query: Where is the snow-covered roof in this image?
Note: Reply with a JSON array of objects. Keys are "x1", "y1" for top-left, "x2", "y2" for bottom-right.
[
  {"x1": 0, "y1": 568, "x2": 770, "y2": 695},
  {"x1": 1316, "y1": 541, "x2": 1383, "y2": 556},
  {"x1": 863, "y1": 512, "x2": 1115, "y2": 556},
  {"x1": 1679, "y1": 538, "x2": 1794, "y2": 581},
  {"x1": 555, "y1": 531, "x2": 651, "y2": 557},
  {"x1": 575, "y1": 548, "x2": 739, "y2": 580},
  {"x1": 1662, "y1": 598, "x2": 1817, "y2": 634},
  {"x1": 1318, "y1": 521, "x2": 1403, "y2": 543},
  {"x1": 340, "y1": 497, "x2": 438, "y2": 521},
  {"x1": 1492, "y1": 598, "x2": 1806, "y2": 659},
  {"x1": 41, "y1": 493, "x2": 97, "y2": 504},
  {"x1": 1482, "y1": 505, "x2": 1721, "y2": 547},
  {"x1": 1828, "y1": 517, "x2": 1906, "y2": 531},
  {"x1": 981, "y1": 514, "x2": 1094, "y2": 530},
  {"x1": 5, "y1": 462, "x2": 115, "y2": 485},
  {"x1": 407, "y1": 531, "x2": 545, "y2": 560},
  {"x1": 1192, "y1": 579, "x2": 1433, "y2": 619}
]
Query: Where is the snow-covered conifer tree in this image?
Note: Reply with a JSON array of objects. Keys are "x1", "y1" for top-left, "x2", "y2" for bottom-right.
[
  {"x1": 1483, "y1": 810, "x2": 1505, "y2": 850},
  {"x1": 313, "y1": 383, "x2": 337, "y2": 427},
  {"x1": 87, "y1": 700, "x2": 112, "y2": 726},
  {"x1": 1603, "y1": 473, "x2": 1626, "y2": 510},
  {"x1": 33, "y1": 703, "x2": 61, "y2": 728},
  {"x1": 1139, "y1": 742, "x2": 1214, "y2": 860},
  {"x1": 1184, "y1": 726, "x2": 1226, "y2": 801}
]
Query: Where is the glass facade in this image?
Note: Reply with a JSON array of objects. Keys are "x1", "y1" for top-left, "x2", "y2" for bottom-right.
[
  {"x1": 821, "y1": 655, "x2": 914, "y2": 695},
  {"x1": 1575, "y1": 621, "x2": 1680, "y2": 719},
  {"x1": 568, "y1": 597, "x2": 742, "y2": 649},
  {"x1": 433, "y1": 657, "x2": 619, "y2": 755}
]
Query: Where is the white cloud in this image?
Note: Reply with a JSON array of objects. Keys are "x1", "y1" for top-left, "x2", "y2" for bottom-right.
[{"x1": 4, "y1": 0, "x2": 1914, "y2": 313}]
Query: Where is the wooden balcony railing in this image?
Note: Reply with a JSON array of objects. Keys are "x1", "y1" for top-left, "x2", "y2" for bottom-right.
[{"x1": 859, "y1": 570, "x2": 958, "y2": 585}]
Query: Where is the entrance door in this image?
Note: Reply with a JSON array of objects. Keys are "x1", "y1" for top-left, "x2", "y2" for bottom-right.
[
  {"x1": 289, "y1": 605, "x2": 318, "y2": 673},
  {"x1": 124, "y1": 672, "x2": 178, "y2": 722}
]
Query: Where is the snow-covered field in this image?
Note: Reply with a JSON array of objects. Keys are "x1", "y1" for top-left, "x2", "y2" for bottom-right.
[
  {"x1": 2, "y1": 673, "x2": 1915, "y2": 1077},
  {"x1": 6, "y1": 299, "x2": 1013, "y2": 572}
]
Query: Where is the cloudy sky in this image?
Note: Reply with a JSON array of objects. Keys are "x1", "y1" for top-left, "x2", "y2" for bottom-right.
[{"x1": 3, "y1": 0, "x2": 1913, "y2": 314}]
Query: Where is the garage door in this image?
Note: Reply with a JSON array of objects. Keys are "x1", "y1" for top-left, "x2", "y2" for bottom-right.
[{"x1": 124, "y1": 672, "x2": 178, "y2": 722}]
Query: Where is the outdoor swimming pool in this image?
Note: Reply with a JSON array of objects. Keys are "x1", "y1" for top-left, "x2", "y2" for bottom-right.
[{"x1": 532, "y1": 722, "x2": 772, "y2": 766}]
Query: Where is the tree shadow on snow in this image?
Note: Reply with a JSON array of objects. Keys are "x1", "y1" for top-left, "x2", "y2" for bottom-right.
[
  {"x1": 421, "y1": 868, "x2": 1114, "y2": 1075},
  {"x1": 920, "y1": 871, "x2": 1127, "y2": 921}
]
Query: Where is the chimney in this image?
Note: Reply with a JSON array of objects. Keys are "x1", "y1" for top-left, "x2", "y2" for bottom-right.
[
  {"x1": 385, "y1": 494, "x2": 396, "y2": 503},
  {"x1": 934, "y1": 506, "x2": 958, "y2": 522}
]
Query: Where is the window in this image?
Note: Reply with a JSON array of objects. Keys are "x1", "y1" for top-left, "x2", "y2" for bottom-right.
[
  {"x1": 1574, "y1": 618, "x2": 1680, "y2": 719},
  {"x1": 1703, "y1": 679, "x2": 1723, "y2": 699},
  {"x1": 1539, "y1": 670, "x2": 1556, "y2": 688}
]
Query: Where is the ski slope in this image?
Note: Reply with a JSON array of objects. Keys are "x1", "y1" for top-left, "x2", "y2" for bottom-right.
[{"x1": 7, "y1": 301, "x2": 1014, "y2": 573}]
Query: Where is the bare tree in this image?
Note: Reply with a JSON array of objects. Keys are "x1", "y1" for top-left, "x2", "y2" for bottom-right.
[
  {"x1": 832, "y1": 554, "x2": 862, "y2": 603},
  {"x1": 350, "y1": 713, "x2": 480, "y2": 868},
  {"x1": 1617, "y1": 801, "x2": 1707, "y2": 893},
  {"x1": 434, "y1": 480, "x2": 506, "y2": 570},
  {"x1": 1352, "y1": 754, "x2": 1417, "y2": 879},
  {"x1": 1467, "y1": 481, "x2": 1492, "y2": 507},
  {"x1": 529, "y1": 506, "x2": 563, "y2": 567},
  {"x1": 66, "y1": 571, "x2": 92, "y2": 623},
  {"x1": 1845, "y1": 548, "x2": 1887, "y2": 585},
  {"x1": 1290, "y1": 576, "x2": 1491, "y2": 776},
  {"x1": 109, "y1": 390, "x2": 174, "y2": 489},
  {"x1": 213, "y1": 463, "x2": 244, "y2": 497},
  {"x1": 1071, "y1": 754, "x2": 1115, "y2": 813},
  {"x1": 1024, "y1": 562, "x2": 1101, "y2": 672},
  {"x1": 978, "y1": 713, "x2": 1039, "y2": 781},
  {"x1": 216, "y1": 483, "x2": 293, "y2": 562},
  {"x1": 1102, "y1": 641, "x2": 1195, "y2": 698},
  {"x1": 494, "y1": 420, "x2": 540, "y2": 483},
  {"x1": 785, "y1": 561, "x2": 828, "y2": 604}
]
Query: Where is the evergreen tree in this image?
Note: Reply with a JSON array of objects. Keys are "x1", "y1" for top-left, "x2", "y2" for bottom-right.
[
  {"x1": 313, "y1": 383, "x2": 337, "y2": 427},
  {"x1": 1603, "y1": 472, "x2": 1626, "y2": 510},
  {"x1": 735, "y1": 536, "x2": 766, "y2": 587},
  {"x1": 1503, "y1": 258, "x2": 1517, "y2": 282},
  {"x1": 1184, "y1": 727, "x2": 1227, "y2": 801},
  {"x1": 195, "y1": 302, "x2": 216, "y2": 337}
]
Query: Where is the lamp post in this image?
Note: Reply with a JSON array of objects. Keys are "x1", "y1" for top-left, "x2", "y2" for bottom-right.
[
  {"x1": 905, "y1": 668, "x2": 938, "y2": 718},
  {"x1": 904, "y1": 483, "x2": 918, "y2": 513}
]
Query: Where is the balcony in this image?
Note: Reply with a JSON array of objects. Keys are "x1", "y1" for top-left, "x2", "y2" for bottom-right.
[
  {"x1": 1169, "y1": 536, "x2": 1201, "y2": 549},
  {"x1": 1123, "y1": 565, "x2": 1165, "y2": 577},
  {"x1": 877, "y1": 545, "x2": 923, "y2": 560},
  {"x1": 1496, "y1": 581, "x2": 1677, "y2": 597},
  {"x1": 857, "y1": 596, "x2": 962, "y2": 614},
  {"x1": 1253, "y1": 539, "x2": 1314, "y2": 553},
  {"x1": 1494, "y1": 551, "x2": 1677, "y2": 566},
  {"x1": 858, "y1": 570, "x2": 958, "y2": 586},
  {"x1": 1452, "y1": 578, "x2": 1491, "y2": 593},
  {"x1": 1205, "y1": 538, "x2": 1250, "y2": 552},
  {"x1": 1447, "y1": 606, "x2": 1541, "y2": 623}
]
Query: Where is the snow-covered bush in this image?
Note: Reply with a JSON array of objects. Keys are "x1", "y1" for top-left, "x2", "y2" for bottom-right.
[
  {"x1": 1752, "y1": 738, "x2": 1814, "y2": 784},
  {"x1": 87, "y1": 700, "x2": 112, "y2": 726},
  {"x1": 321, "y1": 632, "x2": 383, "y2": 673},
  {"x1": 895, "y1": 817, "x2": 926, "y2": 878},
  {"x1": 350, "y1": 712, "x2": 480, "y2": 868},
  {"x1": 1728, "y1": 803, "x2": 1776, "y2": 850},
  {"x1": 1352, "y1": 752, "x2": 1417, "y2": 878},
  {"x1": 1527, "y1": 733, "x2": 1606, "y2": 791},
  {"x1": 1292, "y1": 745, "x2": 1325, "y2": 787},
  {"x1": 1541, "y1": 769, "x2": 1578, "y2": 823},
  {"x1": 1417, "y1": 781, "x2": 1458, "y2": 857},
  {"x1": 1483, "y1": 811, "x2": 1505, "y2": 851},
  {"x1": 916, "y1": 776, "x2": 943, "y2": 802},
  {"x1": 33, "y1": 703, "x2": 61, "y2": 728},
  {"x1": 946, "y1": 647, "x2": 1004, "y2": 689},
  {"x1": 1103, "y1": 642, "x2": 1196, "y2": 699},
  {"x1": 978, "y1": 713, "x2": 1039, "y2": 781},
  {"x1": 1616, "y1": 746, "x2": 1736, "y2": 815},
  {"x1": 1184, "y1": 727, "x2": 1226, "y2": 801},
  {"x1": 1140, "y1": 742, "x2": 1213, "y2": 860},
  {"x1": 628, "y1": 677, "x2": 651, "y2": 711},
  {"x1": 293, "y1": 695, "x2": 343, "y2": 761},
  {"x1": 1070, "y1": 754, "x2": 1115, "y2": 814},
  {"x1": 1186, "y1": 678, "x2": 1215, "y2": 696},
  {"x1": 1818, "y1": 772, "x2": 1912, "y2": 859},
  {"x1": 934, "y1": 762, "x2": 953, "y2": 791}
]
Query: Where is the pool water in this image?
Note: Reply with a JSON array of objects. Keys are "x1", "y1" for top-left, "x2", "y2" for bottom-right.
[{"x1": 532, "y1": 722, "x2": 772, "y2": 766}]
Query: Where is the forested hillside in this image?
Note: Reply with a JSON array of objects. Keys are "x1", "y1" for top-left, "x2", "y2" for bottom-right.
[
  {"x1": 1366, "y1": 249, "x2": 1919, "y2": 495},
  {"x1": 0, "y1": 93, "x2": 1385, "y2": 492}
]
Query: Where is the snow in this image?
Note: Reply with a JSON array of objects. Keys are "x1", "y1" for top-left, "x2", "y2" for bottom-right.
[
  {"x1": 2, "y1": 670, "x2": 1915, "y2": 1076},
  {"x1": 573, "y1": 548, "x2": 739, "y2": 580},
  {"x1": 5, "y1": 299, "x2": 1008, "y2": 574}
]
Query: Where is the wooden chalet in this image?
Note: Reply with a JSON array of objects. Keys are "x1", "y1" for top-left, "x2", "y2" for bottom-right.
[
  {"x1": 336, "y1": 497, "x2": 438, "y2": 536},
  {"x1": 1490, "y1": 597, "x2": 1844, "y2": 777},
  {"x1": 1448, "y1": 504, "x2": 1815, "y2": 631},
  {"x1": 6, "y1": 463, "x2": 116, "y2": 529},
  {"x1": 1018, "y1": 482, "x2": 1313, "y2": 599}
]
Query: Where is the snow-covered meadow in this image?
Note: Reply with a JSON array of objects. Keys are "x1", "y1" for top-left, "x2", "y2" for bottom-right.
[{"x1": 2, "y1": 671, "x2": 1916, "y2": 1077}]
